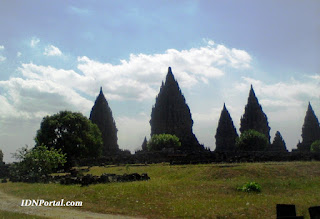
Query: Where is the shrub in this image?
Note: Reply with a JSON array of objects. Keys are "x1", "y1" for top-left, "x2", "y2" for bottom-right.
[
  {"x1": 236, "y1": 129, "x2": 268, "y2": 151},
  {"x1": 9, "y1": 145, "x2": 66, "y2": 182},
  {"x1": 237, "y1": 181, "x2": 261, "y2": 193},
  {"x1": 311, "y1": 140, "x2": 320, "y2": 153},
  {"x1": 147, "y1": 134, "x2": 181, "y2": 151}
]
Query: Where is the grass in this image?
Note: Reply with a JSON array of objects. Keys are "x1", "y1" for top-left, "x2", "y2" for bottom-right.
[
  {"x1": 1, "y1": 162, "x2": 320, "y2": 218},
  {"x1": 0, "y1": 209, "x2": 47, "y2": 219}
]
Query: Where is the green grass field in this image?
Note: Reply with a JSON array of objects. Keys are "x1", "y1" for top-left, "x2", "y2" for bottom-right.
[{"x1": 1, "y1": 161, "x2": 320, "y2": 218}]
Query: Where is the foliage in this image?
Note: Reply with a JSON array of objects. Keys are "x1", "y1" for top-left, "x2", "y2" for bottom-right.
[
  {"x1": 240, "y1": 85, "x2": 270, "y2": 143},
  {"x1": 35, "y1": 111, "x2": 103, "y2": 164},
  {"x1": 236, "y1": 129, "x2": 268, "y2": 151},
  {"x1": 311, "y1": 140, "x2": 320, "y2": 153},
  {"x1": 147, "y1": 134, "x2": 181, "y2": 151},
  {"x1": 237, "y1": 181, "x2": 261, "y2": 193},
  {"x1": 215, "y1": 104, "x2": 238, "y2": 152},
  {"x1": 9, "y1": 145, "x2": 66, "y2": 182}
]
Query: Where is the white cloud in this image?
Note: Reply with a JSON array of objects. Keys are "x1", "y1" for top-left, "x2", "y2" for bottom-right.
[
  {"x1": 17, "y1": 52, "x2": 22, "y2": 57},
  {"x1": 0, "y1": 45, "x2": 4, "y2": 50},
  {"x1": 0, "y1": 40, "x2": 253, "y2": 161},
  {"x1": 0, "y1": 56, "x2": 6, "y2": 62},
  {"x1": 236, "y1": 76, "x2": 320, "y2": 108},
  {"x1": 30, "y1": 37, "x2": 40, "y2": 47},
  {"x1": 44, "y1": 45, "x2": 62, "y2": 56}
]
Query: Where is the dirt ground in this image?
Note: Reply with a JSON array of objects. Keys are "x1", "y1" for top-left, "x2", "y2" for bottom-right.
[{"x1": 0, "y1": 190, "x2": 143, "y2": 219}]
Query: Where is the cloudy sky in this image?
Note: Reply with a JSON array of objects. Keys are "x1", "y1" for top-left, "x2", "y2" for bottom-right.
[{"x1": 0, "y1": 1, "x2": 319, "y2": 162}]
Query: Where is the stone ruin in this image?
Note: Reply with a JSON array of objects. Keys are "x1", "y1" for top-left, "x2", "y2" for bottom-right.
[{"x1": 150, "y1": 67, "x2": 204, "y2": 152}]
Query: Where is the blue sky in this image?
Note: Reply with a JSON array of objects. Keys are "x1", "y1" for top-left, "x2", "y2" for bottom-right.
[{"x1": 0, "y1": 1, "x2": 319, "y2": 162}]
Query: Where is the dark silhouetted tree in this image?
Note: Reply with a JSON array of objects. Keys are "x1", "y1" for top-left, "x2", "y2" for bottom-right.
[
  {"x1": 141, "y1": 137, "x2": 148, "y2": 151},
  {"x1": 35, "y1": 111, "x2": 102, "y2": 165},
  {"x1": 269, "y1": 131, "x2": 288, "y2": 152},
  {"x1": 240, "y1": 85, "x2": 271, "y2": 142},
  {"x1": 90, "y1": 87, "x2": 119, "y2": 155},
  {"x1": 150, "y1": 67, "x2": 203, "y2": 151},
  {"x1": 297, "y1": 102, "x2": 320, "y2": 151},
  {"x1": 215, "y1": 104, "x2": 238, "y2": 152}
]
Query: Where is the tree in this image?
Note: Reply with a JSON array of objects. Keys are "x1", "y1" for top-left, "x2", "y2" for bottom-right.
[
  {"x1": 240, "y1": 85, "x2": 271, "y2": 142},
  {"x1": 311, "y1": 140, "x2": 320, "y2": 153},
  {"x1": 236, "y1": 129, "x2": 268, "y2": 151},
  {"x1": 35, "y1": 111, "x2": 103, "y2": 164},
  {"x1": 150, "y1": 67, "x2": 203, "y2": 151},
  {"x1": 147, "y1": 134, "x2": 181, "y2": 151},
  {"x1": 9, "y1": 145, "x2": 66, "y2": 182},
  {"x1": 269, "y1": 131, "x2": 288, "y2": 152},
  {"x1": 215, "y1": 104, "x2": 238, "y2": 152},
  {"x1": 90, "y1": 87, "x2": 119, "y2": 155},
  {"x1": 298, "y1": 102, "x2": 320, "y2": 151}
]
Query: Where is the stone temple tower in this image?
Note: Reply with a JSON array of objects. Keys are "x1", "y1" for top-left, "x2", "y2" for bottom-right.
[
  {"x1": 150, "y1": 67, "x2": 204, "y2": 152},
  {"x1": 90, "y1": 87, "x2": 119, "y2": 155}
]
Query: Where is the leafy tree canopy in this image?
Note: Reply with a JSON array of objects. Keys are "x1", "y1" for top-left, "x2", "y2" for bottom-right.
[
  {"x1": 311, "y1": 140, "x2": 320, "y2": 153},
  {"x1": 10, "y1": 145, "x2": 66, "y2": 181},
  {"x1": 35, "y1": 111, "x2": 103, "y2": 163},
  {"x1": 147, "y1": 134, "x2": 181, "y2": 151},
  {"x1": 236, "y1": 129, "x2": 268, "y2": 151}
]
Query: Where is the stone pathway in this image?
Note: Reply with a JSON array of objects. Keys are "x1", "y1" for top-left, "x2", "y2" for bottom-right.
[{"x1": 0, "y1": 190, "x2": 143, "y2": 219}]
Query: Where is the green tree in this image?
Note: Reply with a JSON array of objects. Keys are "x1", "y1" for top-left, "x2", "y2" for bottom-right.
[
  {"x1": 311, "y1": 140, "x2": 320, "y2": 153},
  {"x1": 147, "y1": 134, "x2": 181, "y2": 151},
  {"x1": 10, "y1": 145, "x2": 66, "y2": 182},
  {"x1": 236, "y1": 129, "x2": 268, "y2": 151},
  {"x1": 240, "y1": 85, "x2": 270, "y2": 143},
  {"x1": 35, "y1": 111, "x2": 103, "y2": 164},
  {"x1": 215, "y1": 104, "x2": 238, "y2": 152}
]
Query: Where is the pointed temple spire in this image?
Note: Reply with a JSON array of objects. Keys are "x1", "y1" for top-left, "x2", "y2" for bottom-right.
[
  {"x1": 150, "y1": 67, "x2": 204, "y2": 151},
  {"x1": 297, "y1": 102, "x2": 320, "y2": 151},
  {"x1": 215, "y1": 104, "x2": 238, "y2": 152},
  {"x1": 90, "y1": 87, "x2": 119, "y2": 155},
  {"x1": 240, "y1": 85, "x2": 271, "y2": 142}
]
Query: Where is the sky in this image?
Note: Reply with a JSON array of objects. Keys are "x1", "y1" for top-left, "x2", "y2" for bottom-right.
[{"x1": 0, "y1": 0, "x2": 319, "y2": 162}]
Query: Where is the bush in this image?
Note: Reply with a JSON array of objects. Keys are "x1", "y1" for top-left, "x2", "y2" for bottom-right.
[
  {"x1": 311, "y1": 140, "x2": 320, "y2": 153},
  {"x1": 9, "y1": 145, "x2": 66, "y2": 182},
  {"x1": 237, "y1": 181, "x2": 261, "y2": 193},
  {"x1": 236, "y1": 130, "x2": 268, "y2": 151},
  {"x1": 147, "y1": 134, "x2": 181, "y2": 151}
]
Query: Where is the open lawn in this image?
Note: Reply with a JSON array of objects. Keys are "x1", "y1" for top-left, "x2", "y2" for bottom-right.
[{"x1": 0, "y1": 161, "x2": 320, "y2": 218}]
